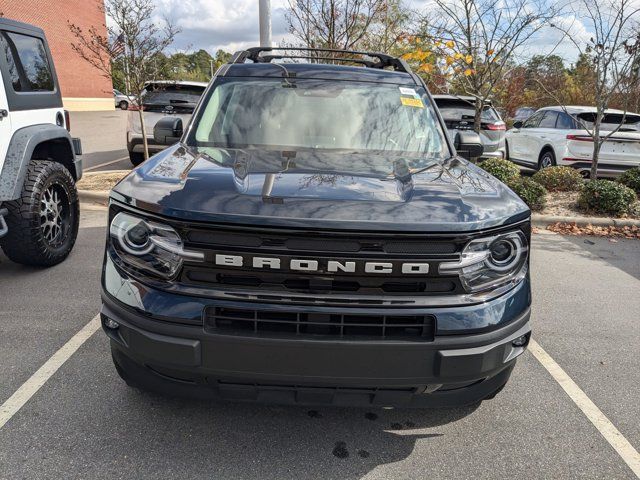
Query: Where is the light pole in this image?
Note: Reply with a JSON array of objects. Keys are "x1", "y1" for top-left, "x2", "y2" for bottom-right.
[
  {"x1": 259, "y1": 0, "x2": 272, "y2": 48},
  {"x1": 259, "y1": 0, "x2": 275, "y2": 198}
]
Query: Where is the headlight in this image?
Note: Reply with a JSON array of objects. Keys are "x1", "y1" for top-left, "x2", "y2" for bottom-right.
[
  {"x1": 110, "y1": 212, "x2": 203, "y2": 278},
  {"x1": 439, "y1": 231, "x2": 528, "y2": 293}
]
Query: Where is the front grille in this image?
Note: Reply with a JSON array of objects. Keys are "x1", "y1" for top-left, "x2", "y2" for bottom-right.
[
  {"x1": 178, "y1": 225, "x2": 464, "y2": 296},
  {"x1": 184, "y1": 267, "x2": 458, "y2": 295},
  {"x1": 205, "y1": 306, "x2": 435, "y2": 341},
  {"x1": 184, "y1": 228, "x2": 459, "y2": 255}
]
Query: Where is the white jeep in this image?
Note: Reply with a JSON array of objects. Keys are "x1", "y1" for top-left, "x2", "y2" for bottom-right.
[{"x1": 0, "y1": 18, "x2": 82, "y2": 266}]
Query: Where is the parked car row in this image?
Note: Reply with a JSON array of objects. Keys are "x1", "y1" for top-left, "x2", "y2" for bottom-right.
[{"x1": 430, "y1": 93, "x2": 640, "y2": 177}]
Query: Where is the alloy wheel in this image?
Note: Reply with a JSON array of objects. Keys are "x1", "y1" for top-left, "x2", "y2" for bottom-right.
[{"x1": 40, "y1": 183, "x2": 69, "y2": 247}]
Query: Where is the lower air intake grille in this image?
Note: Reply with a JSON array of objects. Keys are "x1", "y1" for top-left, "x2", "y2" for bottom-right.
[{"x1": 205, "y1": 307, "x2": 435, "y2": 341}]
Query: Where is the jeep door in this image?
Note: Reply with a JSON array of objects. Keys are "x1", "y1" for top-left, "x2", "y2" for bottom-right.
[{"x1": 0, "y1": 60, "x2": 10, "y2": 172}]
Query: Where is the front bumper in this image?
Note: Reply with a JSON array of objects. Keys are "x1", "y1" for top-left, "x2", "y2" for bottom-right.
[
  {"x1": 480, "y1": 149, "x2": 506, "y2": 160},
  {"x1": 101, "y1": 291, "x2": 531, "y2": 407},
  {"x1": 558, "y1": 160, "x2": 638, "y2": 178}
]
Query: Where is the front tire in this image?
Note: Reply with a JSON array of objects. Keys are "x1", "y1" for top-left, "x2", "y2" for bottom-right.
[
  {"x1": 129, "y1": 150, "x2": 145, "y2": 166},
  {"x1": 538, "y1": 150, "x2": 556, "y2": 170},
  {"x1": 119, "y1": 100, "x2": 128, "y2": 110},
  {"x1": 0, "y1": 160, "x2": 79, "y2": 266}
]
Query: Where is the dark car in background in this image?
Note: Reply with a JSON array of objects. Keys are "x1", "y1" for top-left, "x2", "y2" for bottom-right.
[
  {"x1": 126, "y1": 80, "x2": 208, "y2": 166},
  {"x1": 433, "y1": 95, "x2": 506, "y2": 160}
]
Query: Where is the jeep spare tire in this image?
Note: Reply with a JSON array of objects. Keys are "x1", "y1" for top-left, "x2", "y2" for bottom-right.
[{"x1": 0, "y1": 160, "x2": 79, "y2": 266}]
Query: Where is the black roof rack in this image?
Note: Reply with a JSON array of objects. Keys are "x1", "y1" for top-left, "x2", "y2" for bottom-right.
[{"x1": 231, "y1": 47, "x2": 412, "y2": 74}]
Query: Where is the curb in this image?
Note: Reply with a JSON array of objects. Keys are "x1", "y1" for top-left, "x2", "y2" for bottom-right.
[
  {"x1": 79, "y1": 190, "x2": 109, "y2": 206},
  {"x1": 77, "y1": 190, "x2": 640, "y2": 228},
  {"x1": 531, "y1": 214, "x2": 640, "y2": 228}
]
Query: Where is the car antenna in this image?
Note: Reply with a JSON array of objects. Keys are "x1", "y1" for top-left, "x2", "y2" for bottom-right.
[{"x1": 270, "y1": 62, "x2": 297, "y2": 88}]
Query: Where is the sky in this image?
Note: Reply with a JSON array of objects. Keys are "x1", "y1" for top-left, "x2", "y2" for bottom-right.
[{"x1": 152, "y1": 0, "x2": 593, "y2": 65}]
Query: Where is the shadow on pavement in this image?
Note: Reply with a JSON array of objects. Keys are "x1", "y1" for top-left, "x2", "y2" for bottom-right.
[
  {"x1": 111, "y1": 387, "x2": 479, "y2": 479},
  {"x1": 532, "y1": 233, "x2": 640, "y2": 281},
  {"x1": 84, "y1": 148, "x2": 129, "y2": 170}
]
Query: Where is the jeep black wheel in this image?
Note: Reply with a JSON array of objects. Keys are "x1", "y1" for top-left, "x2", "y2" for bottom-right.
[
  {"x1": 129, "y1": 150, "x2": 145, "y2": 166},
  {"x1": 119, "y1": 100, "x2": 129, "y2": 110},
  {"x1": 0, "y1": 160, "x2": 79, "y2": 266}
]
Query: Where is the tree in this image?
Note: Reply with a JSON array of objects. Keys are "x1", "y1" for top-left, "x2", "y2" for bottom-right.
[
  {"x1": 69, "y1": 0, "x2": 179, "y2": 161},
  {"x1": 285, "y1": 0, "x2": 408, "y2": 51},
  {"x1": 419, "y1": 0, "x2": 562, "y2": 133},
  {"x1": 551, "y1": 0, "x2": 640, "y2": 179}
]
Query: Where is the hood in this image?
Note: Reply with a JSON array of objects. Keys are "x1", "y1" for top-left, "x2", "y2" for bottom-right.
[{"x1": 111, "y1": 145, "x2": 529, "y2": 232}]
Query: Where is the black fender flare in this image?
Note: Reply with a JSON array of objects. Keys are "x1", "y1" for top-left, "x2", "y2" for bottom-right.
[{"x1": 0, "y1": 124, "x2": 80, "y2": 202}]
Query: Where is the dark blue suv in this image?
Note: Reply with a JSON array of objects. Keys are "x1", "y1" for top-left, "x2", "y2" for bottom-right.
[{"x1": 101, "y1": 47, "x2": 531, "y2": 408}]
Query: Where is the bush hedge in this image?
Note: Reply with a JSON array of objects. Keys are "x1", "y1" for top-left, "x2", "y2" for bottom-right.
[
  {"x1": 507, "y1": 177, "x2": 548, "y2": 211},
  {"x1": 578, "y1": 180, "x2": 637, "y2": 216},
  {"x1": 617, "y1": 167, "x2": 640, "y2": 194},
  {"x1": 479, "y1": 158, "x2": 520, "y2": 183},
  {"x1": 532, "y1": 166, "x2": 583, "y2": 192}
]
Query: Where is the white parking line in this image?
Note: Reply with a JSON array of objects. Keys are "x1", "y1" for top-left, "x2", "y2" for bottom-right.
[
  {"x1": 529, "y1": 339, "x2": 640, "y2": 478},
  {"x1": 0, "y1": 315, "x2": 101, "y2": 430},
  {"x1": 84, "y1": 156, "x2": 129, "y2": 172}
]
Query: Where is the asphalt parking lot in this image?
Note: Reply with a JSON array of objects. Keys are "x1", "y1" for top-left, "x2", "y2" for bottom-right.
[
  {"x1": 71, "y1": 110, "x2": 131, "y2": 172},
  {"x1": 0, "y1": 206, "x2": 638, "y2": 479}
]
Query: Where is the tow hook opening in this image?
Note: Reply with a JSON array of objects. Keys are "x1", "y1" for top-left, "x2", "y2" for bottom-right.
[
  {"x1": 101, "y1": 313, "x2": 120, "y2": 330},
  {"x1": 512, "y1": 334, "x2": 529, "y2": 348},
  {"x1": 505, "y1": 332, "x2": 531, "y2": 362}
]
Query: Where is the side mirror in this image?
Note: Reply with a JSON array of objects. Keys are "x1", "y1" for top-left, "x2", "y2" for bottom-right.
[
  {"x1": 153, "y1": 117, "x2": 183, "y2": 145},
  {"x1": 512, "y1": 120, "x2": 523, "y2": 129},
  {"x1": 454, "y1": 130, "x2": 484, "y2": 160}
]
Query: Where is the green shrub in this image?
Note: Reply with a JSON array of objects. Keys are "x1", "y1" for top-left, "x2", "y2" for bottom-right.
[
  {"x1": 532, "y1": 166, "x2": 583, "y2": 192},
  {"x1": 578, "y1": 180, "x2": 637, "y2": 216},
  {"x1": 617, "y1": 167, "x2": 640, "y2": 194},
  {"x1": 479, "y1": 158, "x2": 520, "y2": 183},
  {"x1": 507, "y1": 177, "x2": 547, "y2": 211}
]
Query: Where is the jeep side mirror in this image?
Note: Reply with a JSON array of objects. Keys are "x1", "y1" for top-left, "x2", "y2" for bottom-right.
[
  {"x1": 454, "y1": 130, "x2": 484, "y2": 160},
  {"x1": 153, "y1": 117, "x2": 183, "y2": 145},
  {"x1": 512, "y1": 120, "x2": 523, "y2": 129}
]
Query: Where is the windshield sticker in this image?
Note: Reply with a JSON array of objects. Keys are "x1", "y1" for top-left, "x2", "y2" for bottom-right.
[
  {"x1": 400, "y1": 97, "x2": 424, "y2": 108},
  {"x1": 399, "y1": 87, "x2": 419, "y2": 97}
]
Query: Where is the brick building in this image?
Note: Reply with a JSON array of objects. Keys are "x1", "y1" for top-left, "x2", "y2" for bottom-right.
[{"x1": 1, "y1": 0, "x2": 113, "y2": 111}]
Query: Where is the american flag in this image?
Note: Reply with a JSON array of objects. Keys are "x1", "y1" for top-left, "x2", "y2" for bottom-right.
[{"x1": 111, "y1": 33, "x2": 125, "y2": 58}]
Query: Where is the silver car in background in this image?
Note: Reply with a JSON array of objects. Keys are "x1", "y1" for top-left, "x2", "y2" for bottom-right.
[
  {"x1": 114, "y1": 89, "x2": 133, "y2": 110},
  {"x1": 433, "y1": 95, "x2": 506, "y2": 160},
  {"x1": 126, "y1": 80, "x2": 208, "y2": 165}
]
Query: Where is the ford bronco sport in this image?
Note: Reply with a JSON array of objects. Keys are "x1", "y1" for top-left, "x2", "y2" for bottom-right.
[
  {"x1": 0, "y1": 18, "x2": 82, "y2": 266},
  {"x1": 101, "y1": 47, "x2": 532, "y2": 407}
]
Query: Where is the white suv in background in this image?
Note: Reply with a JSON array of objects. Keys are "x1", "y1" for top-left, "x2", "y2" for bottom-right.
[
  {"x1": 505, "y1": 106, "x2": 640, "y2": 177},
  {"x1": 126, "y1": 80, "x2": 208, "y2": 165}
]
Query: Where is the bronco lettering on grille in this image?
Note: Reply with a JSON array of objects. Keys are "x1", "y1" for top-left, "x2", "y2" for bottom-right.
[{"x1": 214, "y1": 254, "x2": 429, "y2": 275}]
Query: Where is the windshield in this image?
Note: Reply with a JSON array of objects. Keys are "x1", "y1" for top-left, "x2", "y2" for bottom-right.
[
  {"x1": 189, "y1": 78, "x2": 449, "y2": 161},
  {"x1": 436, "y1": 101, "x2": 500, "y2": 123}
]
